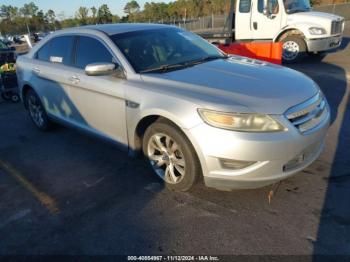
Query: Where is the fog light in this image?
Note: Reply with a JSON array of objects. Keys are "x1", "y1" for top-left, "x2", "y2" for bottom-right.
[{"x1": 219, "y1": 158, "x2": 257, "y2": 170}]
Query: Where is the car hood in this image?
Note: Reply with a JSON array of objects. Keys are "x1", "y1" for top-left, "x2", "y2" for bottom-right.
[{"x1": 141, "y1": 56, "x2": 319, "y2": 114}]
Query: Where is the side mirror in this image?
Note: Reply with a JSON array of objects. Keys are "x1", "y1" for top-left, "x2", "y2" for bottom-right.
[{"x1": 85, "y1": 62, "x2": 117, "y2": 76}]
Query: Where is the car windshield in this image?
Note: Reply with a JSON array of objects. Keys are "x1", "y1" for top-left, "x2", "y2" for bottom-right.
[
  {"x1": 283, "y1": 0, "x2": 311, "y2": 13},
  {"x1": 110, "y1": 27, "x2": 226, "y2": 73}
]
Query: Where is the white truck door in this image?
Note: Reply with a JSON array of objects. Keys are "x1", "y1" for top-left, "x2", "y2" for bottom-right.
[
  {"x1": 251, "y1": 0, "x2": 283, "y2": 39},
  {"x1": 235, "y1": 0, "x2": 254, "y2": 40}
]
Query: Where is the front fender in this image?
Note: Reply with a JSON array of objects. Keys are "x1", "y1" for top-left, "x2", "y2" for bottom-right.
[{"x1": 273, "y1": 22, "x2": 327, "y2": 42}]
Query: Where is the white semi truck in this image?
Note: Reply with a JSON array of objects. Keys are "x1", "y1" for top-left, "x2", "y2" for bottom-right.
[{"x1": 198, "y1": 0, "x2": 345, "y2": 63}]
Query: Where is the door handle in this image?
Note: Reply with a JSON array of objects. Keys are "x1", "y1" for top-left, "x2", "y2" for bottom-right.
[
  {"x1": 32, "y1": 67, "x2": 40, "y2": 74},
  {"x1": 253, "y1": 22, "x2": 258, "y2": 30},
  {"x1": 68, "y1": 75, "x2": 80, "y2": 84}
]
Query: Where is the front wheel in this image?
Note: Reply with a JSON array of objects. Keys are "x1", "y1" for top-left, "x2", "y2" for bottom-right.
[
  {"x1": 282, "y1": 36, "x2": 306, "y2": 63},
  {"x1": 143, "y1": 120, "x2": 200, "y2": 191}
]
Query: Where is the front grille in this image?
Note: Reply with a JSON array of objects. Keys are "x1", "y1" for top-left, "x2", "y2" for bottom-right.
[
  {"x1": 285, "y1": 92, "x2": 328, "y2": 134},
  {"x1": 331, "y1": 20, "x2": 343, "y2": 35}
]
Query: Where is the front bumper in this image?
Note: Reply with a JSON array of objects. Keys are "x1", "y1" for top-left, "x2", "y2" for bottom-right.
[
  {"x1": 306, "y1": 35, "x2": 342, "y2": 53},
  {"x1": 186, "y1": 108, "x2": 330, "y2": 190}
]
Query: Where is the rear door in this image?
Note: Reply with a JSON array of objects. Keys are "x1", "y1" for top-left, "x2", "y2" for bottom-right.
[
  {"x1": 32, "y1": 35, "x2": 76, "y2": 120},
  {"x1": 66, "y1": 35, "x2": 128, "y2": 145}
]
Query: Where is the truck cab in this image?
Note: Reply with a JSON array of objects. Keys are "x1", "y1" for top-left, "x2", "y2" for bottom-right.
[
  {"x1": 234, "y1": 0, "x2": 345, "y2": 62},
  {"x1": 199, "y1": 0, "x2": 344, "y2": 63}
]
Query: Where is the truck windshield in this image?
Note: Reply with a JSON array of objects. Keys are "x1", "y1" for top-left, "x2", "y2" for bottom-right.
[
  {"x1": 110, "y1": 28, "x2": 226, "y2": 73},
  {"x1": 283, "y1": 0, "x2": 311, "y2": 14}
]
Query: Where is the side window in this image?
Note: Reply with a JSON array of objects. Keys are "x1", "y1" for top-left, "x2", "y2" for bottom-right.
[
  {"x1": 239, "y1": 0, "x2": 252, "y2": 13},
  {"x1": 36, "y1": 42, "x2": 51, "y2": 62},
  {"x1": 75, "y1": 36, "x2": 114, "y2": 69},
  {"x1": 49, "y1": 36, "x2": 74, "y2": 65},
  {"x1": 258, "y1": 0, "x2": 279, "y2": 14}
]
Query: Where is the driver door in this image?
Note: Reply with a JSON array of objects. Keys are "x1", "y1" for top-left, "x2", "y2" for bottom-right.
[{"x1": 251, "y1": 0, "x2": 283, "y2": 39}]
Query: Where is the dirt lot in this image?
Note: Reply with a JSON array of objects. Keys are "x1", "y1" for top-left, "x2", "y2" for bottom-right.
[{"x1": 0, "y1": 25, "x2": 349, "y2": 258}]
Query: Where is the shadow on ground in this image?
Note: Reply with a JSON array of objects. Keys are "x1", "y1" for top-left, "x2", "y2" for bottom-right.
[{"x1": 291, "y1": 57, "x2": 350, "y2": 256}]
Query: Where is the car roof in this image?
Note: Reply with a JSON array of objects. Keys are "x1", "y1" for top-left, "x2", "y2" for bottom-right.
[{"x1": 77, "y1": 23, "x2": 174, "y2": 36}]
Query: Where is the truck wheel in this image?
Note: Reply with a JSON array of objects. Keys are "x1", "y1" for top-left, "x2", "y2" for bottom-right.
[
  {"x1": 143, "y1": 120, "x2": 200, "y2": 191},
  {"x1": 25, "y1": 89, "x2": 53, "y2": 131},
  {"x1": 282, "y1": 36, "x2": 306, "y2": 63}
]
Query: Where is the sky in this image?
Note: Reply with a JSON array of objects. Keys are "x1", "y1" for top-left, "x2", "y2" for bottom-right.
[{"x1": 1, "y1": 0, "x2": 173, "y2": 19}]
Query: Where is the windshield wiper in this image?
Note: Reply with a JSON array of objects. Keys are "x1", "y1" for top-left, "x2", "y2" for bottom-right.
[
  {"x1": 186, "y1": 55, "x2": 228, "y2": 66},
  {"x1": 139, "y1": 63, "x2": 189, "y2": 74},
  {"x1": 139, "y1": 55, "x2": 228, "y2": 74}
]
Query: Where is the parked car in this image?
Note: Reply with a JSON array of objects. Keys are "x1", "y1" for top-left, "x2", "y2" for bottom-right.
[
  {"x1": 0, "y1": 36, "x2": 12, "y2": 45},
  {"x1": 16, "y1": 24, "x2": 330, "y2": 191},
  {"x1": 12, "y1": 35, "x2": 23, "y2": 44},
  {"x1": 0, "y1": 40, "x2": 16, "y2": 65}
]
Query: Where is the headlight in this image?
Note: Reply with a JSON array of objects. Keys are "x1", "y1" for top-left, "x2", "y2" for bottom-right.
[
  {"x1": 309, "y1": 27, "x2": 327, "y2": 35},
  {"x1": 198, "y1": 109, "x2": 286, "y2": 132}
]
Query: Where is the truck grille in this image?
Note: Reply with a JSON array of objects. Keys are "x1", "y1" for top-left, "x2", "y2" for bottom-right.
[
  {"x1": 331, "y1": 20, "x2": 343, "y2": 35},
  {"x1": 285, "y1": 92, "x2": 328, "y2": 134}
]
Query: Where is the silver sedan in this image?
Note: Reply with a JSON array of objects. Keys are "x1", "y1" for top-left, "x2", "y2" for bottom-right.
[{"x1": 16, "y1": 24, "x2": 330, "y2": 191}]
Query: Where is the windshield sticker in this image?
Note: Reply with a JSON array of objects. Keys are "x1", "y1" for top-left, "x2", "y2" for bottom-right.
[{"x1": 50, "y1": 56, "x2": 63, "y2": 63}]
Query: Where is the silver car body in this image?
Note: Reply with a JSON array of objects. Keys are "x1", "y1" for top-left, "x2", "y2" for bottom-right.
[{"x1": 16, "y1": 24, "x2": 330, "y2": 190}]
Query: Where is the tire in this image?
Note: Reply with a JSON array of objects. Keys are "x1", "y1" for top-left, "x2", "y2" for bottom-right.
[
  {"x1": 142, "y1": 120, "x2": 200, "y2": 191},
  {"x1": 25, "y1": 89, "x2": 53, "y2": 131},
  {"x1": 282, "y1": 36, "x2": 306, "y2": 64},
  {"x1": 11, "y1": 94, "x2": 20, "y2": 103},
  {"x1": 1, "y1": 92, "x2": 11, "y2": 101}
]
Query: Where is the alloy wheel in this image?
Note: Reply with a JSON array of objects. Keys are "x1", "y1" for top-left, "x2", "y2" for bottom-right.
[
  {"x1": 28, "y1": 94, "x2": 45, "y2": 127},
  {"x1": 147, "y1": 133, "x2": 186, "y2": 184}
]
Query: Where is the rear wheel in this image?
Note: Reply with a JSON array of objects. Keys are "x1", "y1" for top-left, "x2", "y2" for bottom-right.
[
  {"x1": 143, "y1": 120, "x2": 200, "y2": 191},
  {"x1": 282, "y1": 36, "x2": 306, "y2": 63},
  {"x1": 25, "y1": 89, "x2": 53, "y2": 131}
]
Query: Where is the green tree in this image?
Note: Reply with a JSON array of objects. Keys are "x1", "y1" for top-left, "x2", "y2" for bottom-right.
[
  {"x1": 124, "y1": 0, "x2": 140, "y2": 15},
  {"x1": 20, "y1": 2, "x2": 39, "y2": 17},
  {"x1": 45, "y1": 9, "x2": 56, "y2": 30},
  {"x1": 91, "y1": 6, "x2": 97, "y2": 23},
  {"x1": 97, "y1": 4, "x2": 112, "y2": 24},
  {"x1": 75, "y1": 6, "x2": 89, "y2": 25}
]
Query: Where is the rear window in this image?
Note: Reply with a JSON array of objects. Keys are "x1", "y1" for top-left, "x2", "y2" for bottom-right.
[{"x1": 36, "y1": 36, "x2": 74, "y2": 66}]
